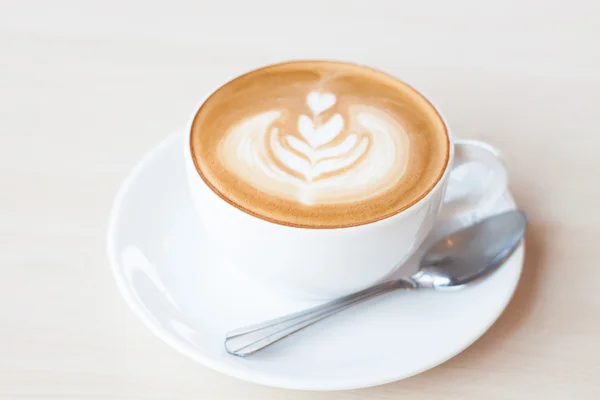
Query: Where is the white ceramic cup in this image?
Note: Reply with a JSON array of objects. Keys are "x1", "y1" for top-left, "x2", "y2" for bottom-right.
[{"x1": 184, "y1": 67, "x2": 507, "y2": 299}]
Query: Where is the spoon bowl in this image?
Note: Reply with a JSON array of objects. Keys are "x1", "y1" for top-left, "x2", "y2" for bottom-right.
[{"x1": 413, "y1": 210, "x2": 528, "y2": 289}]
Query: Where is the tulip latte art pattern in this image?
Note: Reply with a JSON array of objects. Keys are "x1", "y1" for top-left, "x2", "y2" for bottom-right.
[{"x1": 219, "y1": 91, "x2": 409, "y2": 205}]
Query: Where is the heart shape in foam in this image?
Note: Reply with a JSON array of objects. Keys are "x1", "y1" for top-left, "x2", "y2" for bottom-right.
[
  {"x1": 307, "y1": 92, "x2": 336, "y2": 115},
  {"x1": 298, "y1": 114, "x2": 345, "y2": 149}
]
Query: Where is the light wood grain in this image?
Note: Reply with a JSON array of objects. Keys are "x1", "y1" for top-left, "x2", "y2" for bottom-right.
[{"x1": 1, "y1": 1, "x2": 599, "y2": 398}]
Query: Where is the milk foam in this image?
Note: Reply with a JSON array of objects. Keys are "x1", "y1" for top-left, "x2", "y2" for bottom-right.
[{"x1": 218, "y1": 91, "x2": 409, "y2": 206}]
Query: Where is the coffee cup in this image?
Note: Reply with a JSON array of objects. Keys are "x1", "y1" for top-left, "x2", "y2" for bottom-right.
[{"x1": 184, "y1": 61, "x2": 507, "y2": 299}]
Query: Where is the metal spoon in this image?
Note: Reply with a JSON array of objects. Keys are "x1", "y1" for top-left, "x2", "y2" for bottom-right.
[{"x1": 225, "y1": 209, "x2": 528, "y2": 357}]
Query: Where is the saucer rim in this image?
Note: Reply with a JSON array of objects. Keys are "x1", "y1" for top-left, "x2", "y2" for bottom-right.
[{"x1": 107, "y1": 132, "x2": 524, "y2": 391}]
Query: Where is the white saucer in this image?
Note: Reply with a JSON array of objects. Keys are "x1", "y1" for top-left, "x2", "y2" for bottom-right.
[{"x1": 108, "y1": 132, "x2": 524, "y2": 391}]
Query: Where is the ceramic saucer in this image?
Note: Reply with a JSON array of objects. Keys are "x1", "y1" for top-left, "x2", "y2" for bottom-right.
[{"x1": 108, "y1": 131, "x2": 524, "y2": 391}]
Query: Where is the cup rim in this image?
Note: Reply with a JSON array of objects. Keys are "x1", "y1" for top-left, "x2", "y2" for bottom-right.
[{"x1": 187, "y1": 59, "x2": 453, "y2": 230}]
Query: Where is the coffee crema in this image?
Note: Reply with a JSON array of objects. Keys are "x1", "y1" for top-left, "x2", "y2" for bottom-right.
[{"x1": 190, "y1": 61, "x2": 449, "y2": 228}]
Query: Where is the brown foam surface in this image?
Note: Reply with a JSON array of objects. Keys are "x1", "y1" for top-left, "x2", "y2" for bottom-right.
[{"x1": 191, "y1": 61, "x2": 449, "y2": 228}]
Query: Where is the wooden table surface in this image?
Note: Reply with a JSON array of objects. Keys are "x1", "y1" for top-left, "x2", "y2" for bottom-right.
[{"x1": 2, "y1": 1, "x2": 599, "y2": 398}]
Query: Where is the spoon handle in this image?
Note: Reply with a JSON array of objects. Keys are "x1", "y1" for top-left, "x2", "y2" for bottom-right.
[{"x1": 225, "y1": 279, "x2": 414, "y2": 356}]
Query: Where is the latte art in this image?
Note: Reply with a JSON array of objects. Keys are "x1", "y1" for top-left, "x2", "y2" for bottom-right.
[
  {"x1": 190, "y1": 61, "x2": 449, "y2": 227},
  {"x1": 275, "y1": 93, "x2": 369, "y2": 182},
  {"x1": 219, "y1": 92, "x2": 409, "y2": 205}
]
